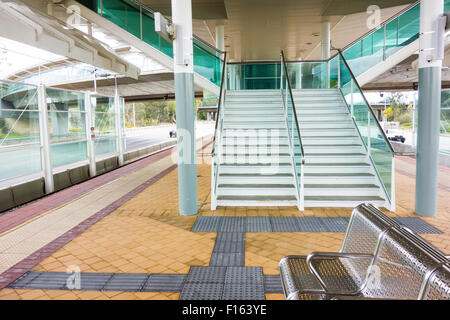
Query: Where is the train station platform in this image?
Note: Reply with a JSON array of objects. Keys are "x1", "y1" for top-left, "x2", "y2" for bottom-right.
[{"x1": 0, "y1": 137, "x2": 448, "y2": 300}]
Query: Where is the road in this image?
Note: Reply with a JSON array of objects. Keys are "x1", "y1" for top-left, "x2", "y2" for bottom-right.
[
  {"x1": 388, "y1": 128, "x2": 450, "y2": 155},
  {"x1": 125, "y1": 122, "x2": 215, "y2": 152}
]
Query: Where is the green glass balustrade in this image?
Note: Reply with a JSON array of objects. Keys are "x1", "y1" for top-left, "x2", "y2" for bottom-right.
[{"x1": 93, "y1": 0, "x2": 223, "y2": 86}]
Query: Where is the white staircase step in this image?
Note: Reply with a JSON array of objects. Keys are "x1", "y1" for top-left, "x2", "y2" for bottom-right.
[
  {"x1": 217, "y1": 185, "x2": 297, "y2": 196},
  {"x1": 303, "y1": 145, "x2": 364, "y2": 153},
  {"x1": 300, "y1": 121, "x2": 354, "y2": 129},
  {"x1": 292, "y1": 89, "x2": 338, "y2": 96},
  {"x1": 299, "y1": 114, "x2": 349, "y2": 121},
  {"x1": 225, "y1": 109, "x2": 283, "y2": 115},
  {"x1": 294, "y1": 108, "x2": 347, "y2": 115},
  {"x1": 301, "y1": 128, "x2": 356, "y2": 137},
  {"x1": 222, "y1": 129, "x2": 287, "y2": 136},
  {"x1": 219, "y1": 173, "x2": 294, "y2": 184},
  {"x1": 219, "y1": 164, "x2": 293, "y2": 174},
  {"x1": 303, "y1": 163, "x2": 372, "y2": 174},
  {"x1": 225, "y1": 115, "x2": 285, "y2": 122},
  {"x1": 304, "y1": 173, "x2": 377, "y2": 184},
  {"x1": 304, "y1": 184, "x2": 381, "y2": 197},
  {"x1": 223, "y1": 121, "x2": 287, "y2": 129},
  {"x1": 219, "y1": 154, "x2": 292, "y2": 164},
  {"x1": 304, "y1": 197, "x2": 386, "y2": 208},
  {"x1": 219, "y1": 145, "x2": 291, "y2": 154},
  {"x1": 303, "y1": 153, "x2": 368, "y2": 163},
  {"x1": 302, "y1": 136, "x2": 360, "y2": 144},
  {"x1": 227, "y1": 90, "x2": 280, "y2": 96},
  {"x1": 216, "y1": 198, "x2": 298, "y2": 207}
]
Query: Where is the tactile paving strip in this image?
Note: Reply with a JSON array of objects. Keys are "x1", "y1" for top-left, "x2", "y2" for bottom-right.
[
  {"x1": 225, "y1": 267, "x2": 263, "y2": 284},
  {"x1": 222, "y1": 282, "x2": 265, "y2": 300},
  {"x1": 210, "y1": 252, "x2": 244, "y2": 266},
  {"x1": 185, "y1": 266, "x2": 227, "y2": 283},
  {"x1": 179, "y1": 282, "x2": 224, "y2": 300},
  {"x1": 394, "y1": 217, "x2": 443, "y2": 234},
  {"x1": 191, "y1": 217, "x2": 441, "y2": 234},
  {"x1": 264, "y1": 275, "x2": 284, "y2": 294},
  {"x1": 9, "y1": 272, "x2": 184, "y2": 292}
]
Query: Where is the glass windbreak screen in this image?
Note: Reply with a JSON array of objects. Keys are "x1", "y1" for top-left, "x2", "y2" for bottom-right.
[
  {"x1": 287, "y1": 62, "x2": 327, "y2": 89},
  {"x1": 0, "y1": 81, "x2": 42, "y2": 180},
  {"x1": 92, "y1": 95, "x2": 117, "y2": 157},
  {"x1": 46, "y1": 88, "x2": 88, "y2": 167}
]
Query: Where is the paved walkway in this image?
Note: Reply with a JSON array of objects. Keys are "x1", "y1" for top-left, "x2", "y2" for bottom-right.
[{"x1": 0, "y1": 146, "x2": 448, "y2": 300}]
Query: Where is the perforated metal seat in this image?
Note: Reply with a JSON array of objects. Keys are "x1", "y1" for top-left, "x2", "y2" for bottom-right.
[{"x1": 279, "y1": 204, "x2": 450, "y2": 300}]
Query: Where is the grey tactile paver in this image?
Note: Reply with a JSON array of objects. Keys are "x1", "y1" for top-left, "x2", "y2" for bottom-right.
[
  {"x1": 394, "y1": 217, "x2": 442, "y2": 234},
  {"x1": 222, "y1": 282, "x2": 265, "y2": 300},
  {"x1": 320, "y1": 217, "x2": 350, "y2": 232},
  {"x1": 210, "y1": 252, "x2": 244, "y2": 267},
  {"x1": 213, "y1": 240, "x2": 245, "y2": 253},
  {"x1": 225, "y1": 267, "x2": 263, "y2": 284},
  {"x1": 296, "y1": 217, "x2": 329, "y2": 232},
  {"x1": 219, "y1": 217, "x2": 246, "y2": 232},
  {"x1": 186, "y1": 266, "x2": 227, "y2": 283},
  {"x1": 102, "y1": 273, "x2": 149, "y2": 291},
  {"x1": 215, "y1": 232, "x2": 245, "y2": 243},
  {"x1": 143, "y1": 274, "x2": 186, "y2": 292},
  {"x1": 246, "y1": 217, "x2": 272, "y2": 232},
  {"x1": 270, "y1": 217, "x2": 300, "y2": 232},
  {"x1": 264, "y1": 275, "x2": 284, "y2": 294},
  {"x1": 8, "y1": 271, "x2": 41, "y2": 288},
  {"x1": 191, "y1": 216, "x2": 222, "y2": 232},
  {"x1": 179, "y1": 282, "x2": 224, "y2": 300}
]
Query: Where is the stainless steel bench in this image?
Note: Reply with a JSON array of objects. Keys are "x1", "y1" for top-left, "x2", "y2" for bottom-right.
[{"x1": 279, "y1": 204, "x2": 450, "y2": 300}]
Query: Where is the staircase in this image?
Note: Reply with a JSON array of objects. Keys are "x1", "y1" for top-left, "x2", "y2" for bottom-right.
[
  {"x1": 214, "y1": 90, "x2": 299, "y2": 207},
  {"x1": 293, "y1": 88, "x2": 387, "y2": 207}
]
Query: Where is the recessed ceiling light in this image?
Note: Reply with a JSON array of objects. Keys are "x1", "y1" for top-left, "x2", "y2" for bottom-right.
[
  {"x1": 306, "y1": 42, "x2": 313, "y2": 45},
  {"x1": 312, "y1": 32, "x2": 319, "y2": 37}
]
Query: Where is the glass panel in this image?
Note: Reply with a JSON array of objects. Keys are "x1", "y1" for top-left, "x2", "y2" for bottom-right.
[
  {"x1": 242, "y1": 63, "x2": 280, "y2": 90},
  {"x1": 398, "y1": 4, "x2": 420, "y2": 46},
  {"x1": 328, "y1": 55, "x2": 339, "y2": 88},
  {"x1": 46, "y1": 88, "x2": 85, "y2": 112},
  {"x1": 281, "y1": 58, "x2": 302, "y2": 203},
  {"x1": 0, "y1": 147, "x2": 42, "y2": 181},
  {"x1": 51, "y1": 141, "x2": 88, "y2": 167},
  {"x1": 95, "y1": 136, "x2": 117, "y2": 156},
  {"x1": 385, "y1": 18, "x2": 400, "y2": 58},
  {"x1": 339, "y1": 57, "x2": 393, "y2": 201},
  {"x1": 98, "y1": 0, "x2": 223, "y2": 88},
  {"x1": 48, "y1": 111, "x2": 86, "y2": 143},
  {"x1": 287, "y1": 62, "x2": 327, "y2": 89},
  {"x1": 0, "y1": 81, "x2": 42, "y2": 180},
  {"x1": 440, "y1": 90, "x2": 450, "y2": 155}
]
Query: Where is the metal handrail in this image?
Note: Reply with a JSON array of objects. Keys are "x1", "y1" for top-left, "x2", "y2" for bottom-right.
[
  {"x1": 336, "y1": 49, "x2": 395, "y2": 154},
  {"x1": 211, "y1": 52, "x2": 227, "y2": 156},
  {"x1": 280, "y1": 50, "x2": 305, "y2": 162}
]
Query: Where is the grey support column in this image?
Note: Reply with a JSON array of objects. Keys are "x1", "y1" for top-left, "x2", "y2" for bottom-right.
[
  {"x1": 415, "y1": 0, "x2": 443, "y2": 217},
  {"x1": 172, "y1": 0, "x2": 198, "y2": 215},
  {"x1": 37, "y1": 85, "x2": 54, "y2": 194},
  {"x1": 322, "y1": 21, "x2": 331, "y2": 88},
  {"x1": 216, "y1": 21, "x2": 225, "y2": 52}
]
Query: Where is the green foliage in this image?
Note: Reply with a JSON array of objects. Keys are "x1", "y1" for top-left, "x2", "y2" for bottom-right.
[{"x1": 125, "y1": 98, "x2": 206, "y2": 127}]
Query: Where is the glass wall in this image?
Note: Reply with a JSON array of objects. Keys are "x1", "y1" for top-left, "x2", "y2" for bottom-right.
[
  {"x1": 91, "y1": 94, "x2": 117, "y2": 157},
  {"x1": 94, "y1": 0, "x2": 223, "y2": 86},
  {"x1": 0, "y1": 81, "x2": 41, "y2": 181},
  {"x1": 0, "y1": 79, "x2": 124, "y2": 185},
  {"x1": 336, "y1": 55, "x2": 394, "y2": 202},
  {"x1": 46, "y1": 88, "x2": 88, "y2": 167},
  {"x1": 440, "y1": 90, "x2": 450, "y2": 155}
]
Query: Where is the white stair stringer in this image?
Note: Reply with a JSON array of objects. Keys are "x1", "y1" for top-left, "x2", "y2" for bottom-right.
[
  {"x1": 215, "y1": 90, "x2": 299, "y2": 208},
  {"x1": 293, "y1": 89, "x2": 389, "y2": 209}
]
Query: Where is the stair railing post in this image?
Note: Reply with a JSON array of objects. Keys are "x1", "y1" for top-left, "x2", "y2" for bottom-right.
[
  {"x1": 211, "y1": 155, "x2": 216, "y2": 210},
  {"x1": 300, "y1": 164, "x2": 305, "y2": 211}
]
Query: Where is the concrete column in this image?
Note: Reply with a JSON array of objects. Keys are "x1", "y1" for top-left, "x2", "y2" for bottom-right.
[
  {"x1": 37, "y1": 85, "x2": 54, "y2": 194},
  {"x1": 132, "y1": 103, "x2": 136, "y2": 127},
  {"x1": 321, "y1": 21, "x2": 331, "y2": 60},
  {"x1": 172, "y1": 0, "x2": 198, "y2": 215},
  {"x1": 207, "y1": 112, "x2": 211, "y2": 121},
  {"x1": 216, "y1": 22, "x2": 225, "y2": 52},
  {"x1": 114, "y1": 92, "x2": 124, "y2": 166},
  {"x1": 415, "y1": 0, "x2": 443, "y2": 217}
]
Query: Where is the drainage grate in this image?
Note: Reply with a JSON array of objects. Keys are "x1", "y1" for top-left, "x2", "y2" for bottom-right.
[
  {"x1": 320, "y1": 217, "x2": 350, "y2": 232},
  {"x1": 219, "y1": 217, "x2": 246, "y2": 232}
]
